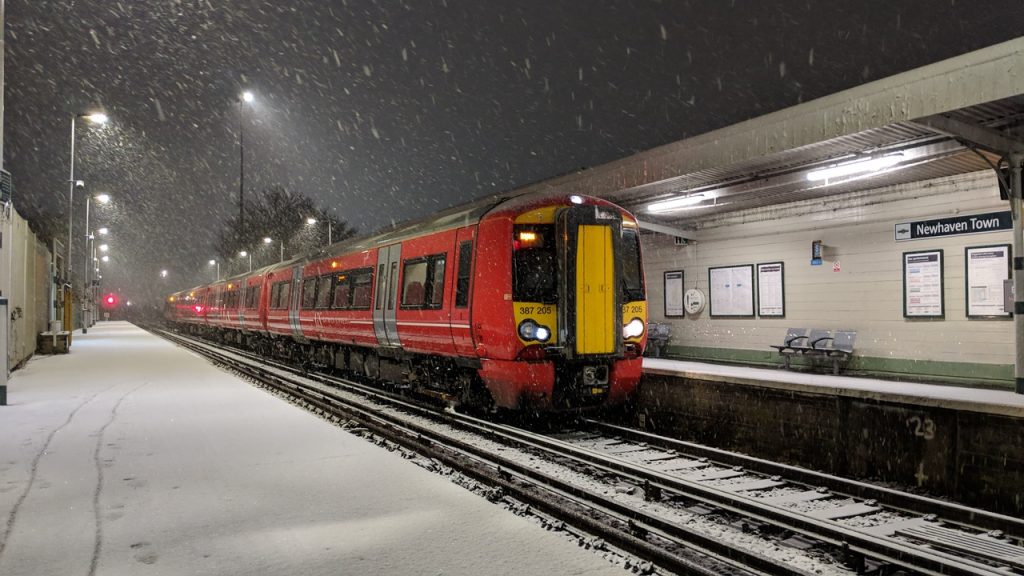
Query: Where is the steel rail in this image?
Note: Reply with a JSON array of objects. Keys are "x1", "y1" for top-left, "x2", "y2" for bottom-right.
[
  {"x1": 153, "y1": 329, "x2": 784, "y2": 576},
  {"x1": 155, "y1": 328, "x2": 1013, "y2": 575}
]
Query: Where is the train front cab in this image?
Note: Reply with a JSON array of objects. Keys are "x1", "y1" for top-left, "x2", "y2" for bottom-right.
[{"x1": 475, "y1": 198, "x2": 647, "y2": 411}]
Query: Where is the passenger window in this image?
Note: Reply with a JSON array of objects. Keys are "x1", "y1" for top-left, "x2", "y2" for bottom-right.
[
  {"x1": 333, "y1": 274, "x2": 351, "y2": 309},
  {"x1": 455, "y1": 241, "x2": 472, "y2": 308},
  {"x1": 302, "y1": 278, "x2": 317, "y2": 309},
  {"x1": 402, "y1": 260, "x2": 428, "y2": 307},
  {"x1": 271, "y1": 283, "x2": 281, "y2": 308},
  {"x1": 351, "y1": 269, "x2": 373, "y2": 309},
  {"x1": 279, "y1": 282, "x2": 291, "y2": 309},
  {"x1": 316, "y1": 275, "x2": 333, "y2": 308},
  {"x1": 428, "y1": 256, "x2": 445, "y2": 308}
]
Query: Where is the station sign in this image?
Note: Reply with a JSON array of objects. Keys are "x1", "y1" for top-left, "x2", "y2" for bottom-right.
[{"x1": 894, "y1": 211, "x2": 1011, "y2": 242}]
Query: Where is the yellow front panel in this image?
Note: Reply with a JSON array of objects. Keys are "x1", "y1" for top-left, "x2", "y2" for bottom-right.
[{"x1": 575, "y1": 225, "x2": 615, "y2": 354}]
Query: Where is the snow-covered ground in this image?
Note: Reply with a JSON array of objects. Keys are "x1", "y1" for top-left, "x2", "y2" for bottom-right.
[
  {"x1": 644, "y1": 358, "x2": 1024, "y2": 416},
  {"x1": 0, "y1": 322, "x2": 629, "y2": 576}
]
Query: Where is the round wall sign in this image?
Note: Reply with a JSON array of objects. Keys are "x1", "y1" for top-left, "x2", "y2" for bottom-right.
[{"x1": 684, "y1": 288, "x2": 706, "y2": 315}]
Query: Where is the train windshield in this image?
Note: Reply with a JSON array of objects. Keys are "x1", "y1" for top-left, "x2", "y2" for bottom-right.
[
  {"x1": 513, "y1": 224, "x2": 557, "y2": 303},
  {"x1": 620, "y1": 227, "x2": 645, "y2": 302}
]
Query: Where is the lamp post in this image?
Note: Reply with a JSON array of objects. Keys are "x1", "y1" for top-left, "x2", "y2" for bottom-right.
[
  {"x1": 81, "y1": 193, "x2": 110, "y2": 333},
  {"x1": 67, "y1": 112, "x2": 107, "y2": 334},
  {"x1": 209, "y1": 259, "x2": 220, "y2": 282},
  {"x1": 239, "y1": 250, "x2": 252, "y2": 272},
  {"x1": 66, "y1": 113, "x2": 107, "y2": 277},
  {"x1": 239, "y1": 91, "x2": 254, "y2": 234}
]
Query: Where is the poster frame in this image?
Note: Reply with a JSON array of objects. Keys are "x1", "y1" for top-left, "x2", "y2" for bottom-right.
[
  {"x1": 756, "y1": 261, "x2": 785, "y2": 318},
  {"x1": 663, "y1": 270, "x2": 685, "y2": 318},
  {"x1": 708, "y1": 264, "x2": 755, "y2": 318},
  {"x1": 965, "y1": 244, "x2": 1012, "y2": 320},
  {"x1": 902, "y1": 249, "x2": 945, "y2": 319}
]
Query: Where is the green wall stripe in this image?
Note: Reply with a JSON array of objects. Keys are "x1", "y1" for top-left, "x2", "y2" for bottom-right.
[{"x1": 660, "y1": 345, "x2": 1013, "y2": 390}]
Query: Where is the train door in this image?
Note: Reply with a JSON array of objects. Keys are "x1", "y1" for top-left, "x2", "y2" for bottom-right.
[
  {"x1": 451, "y1": 228, "x2": 476, "y2": 355},
  {"x1": 289, "y1": 265, "x2": 308, "y2": 342},
  {"x1": 373, "y1": 244, "x2": 402, "y2": 347},
  {"x1": 559, "y1": 205, "x2": 622, "y2": 358}
]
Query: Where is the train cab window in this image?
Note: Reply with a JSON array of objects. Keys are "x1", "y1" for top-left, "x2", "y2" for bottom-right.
[
  {"x1": 301, "y1": 278, "x2": 318, "y2": 309},
  {"x1": 513, "y1": 224, "x2": 557, "y2": 303},
  {"x1": 316, "y1": 275, "x2": 333, "y2": 309},
  {"x1": 401, "y1": 260, "x2": 428, "y2": 307},
  {"x1": 620, "y1": 228, "x2": 645, "y2": 302},
  {"x1": 351, "y1": 269, "x2": 374, "y2": 309},
  {"x1": 455, "y1": 241, "x2": 473, "y2": 308}
]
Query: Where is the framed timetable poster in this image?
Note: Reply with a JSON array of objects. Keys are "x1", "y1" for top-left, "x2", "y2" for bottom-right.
[
  {"x1": 965, "y1": 244, "x2": 1011, "y2": 319},
  {"x1": 903, "y1": 249, "x2": 944, "y2": 318}
]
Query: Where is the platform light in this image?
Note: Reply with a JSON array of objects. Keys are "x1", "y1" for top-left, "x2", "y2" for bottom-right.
[
  {"x1": 242, "y1": 91, "x2": 255, "y2": 103},
  {"x1": 647, "y1": 193, "x2": 707, "y2": 214},
  {"x1": 99, "y1": 244, "x2": 109, "y2": 252},
  {"x1": 209, "y1": 259, "x2": 216, "y2": 266},
  {"x1": 97, "y1": 227, "x2": 109, "y2": 236},
  {"x1": 95, "y1": 193, "x2": 111, "y2": 204},
  {"x1": 86, "y1": 113, "x2": 109, "y2": 125},
  {"x1": 101, "y1": 255, "x2": 109, "y2": 262},
  {"x1": 160, "y1": 269, "x2": 168, "y2": 278},
  {"x1": 306, "y1": 217, "x2": 318, "y2": 225},
  {"x1": 806, "y1": 154, "x2": 904, "y2": 182},
  {"x1": 263, "y1": 236, "x2": 273, "y2": 244}
]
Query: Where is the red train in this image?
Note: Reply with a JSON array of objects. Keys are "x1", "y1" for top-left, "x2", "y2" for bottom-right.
[{"x1": 165, "y1": 192, "x2": 647, "y2": 412}]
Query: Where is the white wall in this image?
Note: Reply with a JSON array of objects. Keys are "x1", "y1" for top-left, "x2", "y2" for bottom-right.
[
  {"x1": 642, "y1": 170, "x2": 1013, "y2": 369},
  {"x1": 1, "y1": 204, "x2": 52, "y2": 368}
]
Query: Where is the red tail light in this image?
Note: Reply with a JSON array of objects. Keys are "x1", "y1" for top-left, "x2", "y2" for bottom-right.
[{"x1": 194, "y1": 305, "x2": 204, "y2": 314}]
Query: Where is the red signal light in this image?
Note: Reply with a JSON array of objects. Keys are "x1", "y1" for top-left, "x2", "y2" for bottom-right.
[{"x1": 102, "y1": 293, "x2": 119, "y2": 308}]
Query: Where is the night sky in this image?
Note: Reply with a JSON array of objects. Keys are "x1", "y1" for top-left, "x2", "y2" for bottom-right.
[{"x1": 6, "y1": 1, "x2": 1024, "y2": 304}]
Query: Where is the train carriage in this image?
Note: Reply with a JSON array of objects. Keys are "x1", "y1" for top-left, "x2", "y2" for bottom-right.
[{"x1": 169, "y1": 192, "x2": 647, "y2": 412}]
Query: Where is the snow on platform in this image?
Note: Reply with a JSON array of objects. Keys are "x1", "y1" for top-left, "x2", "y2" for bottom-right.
[
  {"x1": 0, "y1": 322, "x2": 628, "y2": 576},
  {"x1": 644, "y1": 357, "x2": 1024, "y2": 417}
]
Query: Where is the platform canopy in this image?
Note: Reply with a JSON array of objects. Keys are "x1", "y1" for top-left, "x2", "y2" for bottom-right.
[{"x1": 521, "y1": 37, "x2": 1024, "y2": 236}]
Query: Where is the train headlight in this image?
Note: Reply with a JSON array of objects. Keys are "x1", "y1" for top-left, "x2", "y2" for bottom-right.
[
  {"x1": 623, "y1": 317, "x2": 645, "y2": 339},
  {"x1": 518, "y1": 319, "x2": 552, "y2": 343}
]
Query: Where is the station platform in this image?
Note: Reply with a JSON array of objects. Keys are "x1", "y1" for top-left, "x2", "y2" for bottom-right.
[
  {"x1": 643, "y1": 357, "x2": 1024, "y2": 417},
  {"x1": 0, "y1": 322, "x2": 627, "y2": 576},
  {"x1": 637, "y1": 357, "x2": 1023, "y2": 516}
]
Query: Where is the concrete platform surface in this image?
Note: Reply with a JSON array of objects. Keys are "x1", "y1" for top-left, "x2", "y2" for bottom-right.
[
  {"x1": 644, "y1": 357, "x2": 1024, "y2": 417},
  {"x1": 0, "y1": 322, "x2": 627, "y2": 576}
]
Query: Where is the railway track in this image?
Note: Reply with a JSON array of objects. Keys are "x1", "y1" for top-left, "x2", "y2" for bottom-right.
[{"x1": 152, "y1": 327, "x2": 1024, "y2": 576}]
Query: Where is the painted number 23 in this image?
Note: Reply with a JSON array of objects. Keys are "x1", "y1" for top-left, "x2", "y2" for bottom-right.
[{"x1": 906, "y1": 416, "x2": 936, "y2": 440}]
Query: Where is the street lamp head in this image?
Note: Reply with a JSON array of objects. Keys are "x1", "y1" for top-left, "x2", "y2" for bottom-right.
[
  {"x1": 160, "y1": 269, "x2": 168, "y2": 278},
  {"x1": 242, "y1": 91, "x2": 255, "y2": 103},
  {"x1": 209, "y1": 259, "x2": 217, "y2": 266},
  {"x1": 101, "y1": 255, "x2": 110, "y2": 263},
  {"x1": 75, "y1": 180, "x2": 86, "y2": 189},
  {"x1": 239, "y1": 250, "x2": 248, "y2": 257},
  {"x1": 97, "y1": 227, "x2": 109, "y2": 236},
  {"x1": 99, "y1": 244, "x2": 109, "y2": 252},
  {"x1": 263, "y1": 237, "x2": 273, "y2": 244},
  {"x1": 95, "y1": 193, "x2": 111, "y2": 204},
  {"x1": 306, "y1": 217, "x2": 318, "y2": 225},
  {"x1": 85, "y1": 113, "x2": 109, "y2": 124}
]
